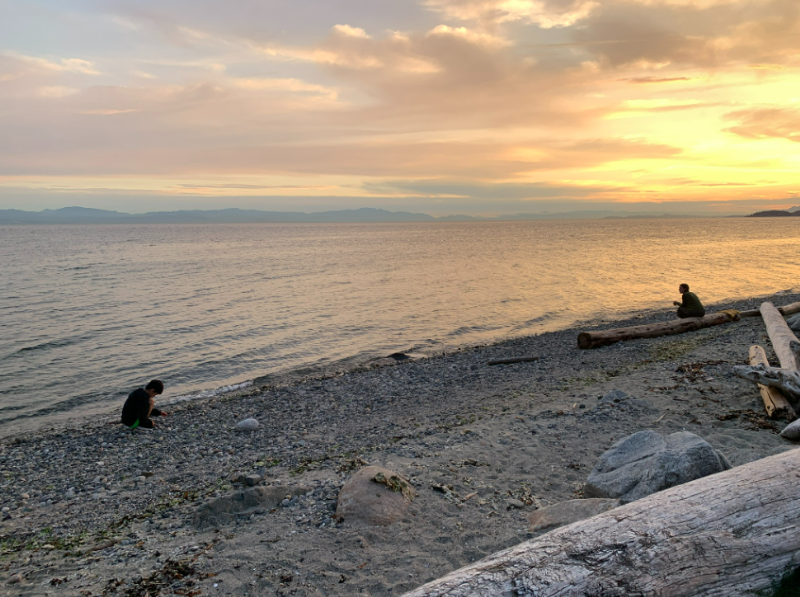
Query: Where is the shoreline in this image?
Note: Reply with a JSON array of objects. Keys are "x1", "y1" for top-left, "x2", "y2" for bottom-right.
[
  {"x1": 1, "y1": 289, "x2": 799, "y2": 596},
  {"x1": 6, "y1": 286, "x2": 796, "y2": 443}
]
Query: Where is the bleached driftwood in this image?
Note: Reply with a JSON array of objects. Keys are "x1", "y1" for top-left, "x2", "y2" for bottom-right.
[
  {"x1": 735, "y1": 302, "x2": 800, "y2": 398},
  {"x1": 577, "y1": 312, "x2": 737, "y2": 349},
  {"x1": 781, "y1": 301, "x2": 800, "y2": 316},
  {"x1": 401, "y1": 448, "x2": 800, "y2": 597},
  {"x1": 735, "y1": 301, "x2": 800, "y2": 318},
  {"x1": 749, "y1": 345, "x2": 795, "y2": 420}
]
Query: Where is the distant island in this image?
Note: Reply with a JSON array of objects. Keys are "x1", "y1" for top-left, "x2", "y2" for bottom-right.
[
  {"x1": 748, "y1": 207, "x2": 800, "y2": 218},
  {"x1": 0, "y1": 206, "x2": 709, "y2": 225}
]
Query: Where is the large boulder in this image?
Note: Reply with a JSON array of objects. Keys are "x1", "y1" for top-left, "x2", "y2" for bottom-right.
[
  {"x1": 194, "y1": 485, "x2": 307, "y2": 528},
  {"x1": 336, "y1": 466, "x2": 415, "y2": 526},
  {"x1": 781, "y1": 418, "x2": 800, "y2": 440},
  {"x1": 585, "y1": 430, "x2": 730, "y2": 503},
  {"x1": 528, "y1": 498, "x2": 621, "y2": 534}
]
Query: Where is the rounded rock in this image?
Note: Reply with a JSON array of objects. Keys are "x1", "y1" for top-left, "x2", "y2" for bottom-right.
[
  {"x1": 780, "y1": 419, "x2": 800, "y2": 441},
  {"x1": 335, "y1": 465, "x2": 415, "y2": 527},
  {"x1": 236, "y1": 418, "x2": 260, "y2": 431}
]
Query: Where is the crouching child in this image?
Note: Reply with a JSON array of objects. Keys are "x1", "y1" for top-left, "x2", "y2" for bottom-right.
[{"x1": 121, "y1": 379, "x2": 169, "y2": 429}]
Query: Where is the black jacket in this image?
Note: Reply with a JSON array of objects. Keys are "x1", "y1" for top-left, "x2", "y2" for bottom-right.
[{"x1": 121, "y1": 388, "x2": 162, "y2": 429}]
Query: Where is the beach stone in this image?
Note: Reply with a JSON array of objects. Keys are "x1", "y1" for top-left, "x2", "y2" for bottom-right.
[
  {"x1": 335, "y1": 466, "x2": 415, "y2": 527},
  {"x1": 245, "y1": 474, "x2": 262, "y2": 487},
  {"x1": 528, "y1": 498, "x2": 621, "y2": 533},
  {"x1": 194, "y1": 485, "x2": 308, "y2": 529},
  {"x1": 230, "y1": 472, "x2": 247, "y2": 484},
  {"x1": 7, "y1": 573, "x2": 23, "y2": 584},
  {"x1": 236, "y1": 418, "x2": 259, "y2": 431},
  {"x1": 584, "y1": 430, "x2": 730, "y2": 503},
  {"x1": 780, "y1": 419, "x2": 800, "y2": 441},
  {"x1": 507, "y1": 499, "x2": 526, "y2": 509},
  {"x1": 786, "y1": 313, "x2": 800, "y2": 333},
  {"x1": 597, "y1": 389, "x2": 656, "y2": 412},
  {"x1": 599, "y1": 389, "x2": 629, "y2": 405}
]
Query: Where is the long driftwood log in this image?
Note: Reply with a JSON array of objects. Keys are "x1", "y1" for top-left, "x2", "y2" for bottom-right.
[
  {"x1": 740, "y1": 300, "x2": 800, "y2": 318},
  {"x1": 402, "y1": 448, "x2": 800, "y2": 597},
  {"x1": 749, "y1": 345, "x2": 795, "y2": 420},
  {"x1": 577, "y1": 312, "x2": 737, "y2": 349},
  {"x1": 735, "y1": 302, "x2": 800, "y2": 398}
]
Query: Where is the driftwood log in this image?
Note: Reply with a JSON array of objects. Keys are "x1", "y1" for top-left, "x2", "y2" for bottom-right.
[
  {"x1": 735, "y1": 302, "x2": 800, "y2": 398},
  {"x1": 487, "y1": 356, "x2": 540, "y2": 366},
  {"x1": 577, "y1": 312, "x2": 737, "y2": 349},
  {"x1": 749, "y1": 345, "x2": 795, "y2": 420},
  {"x1": 740, "y1": 301, "x2": 800, "y2": 318},
  {"x1": 402, "y1": 448, "x2": 800, "y2": 597}
]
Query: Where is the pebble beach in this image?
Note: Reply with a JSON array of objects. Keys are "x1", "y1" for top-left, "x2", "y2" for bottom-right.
[{"x1": 1, "y1": 290, "x2": 798, "y2": 597}]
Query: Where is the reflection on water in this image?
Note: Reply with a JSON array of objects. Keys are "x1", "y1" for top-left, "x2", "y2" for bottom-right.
[{"x1": 1, "y1": 218, "x2": 798, "y2": 433}]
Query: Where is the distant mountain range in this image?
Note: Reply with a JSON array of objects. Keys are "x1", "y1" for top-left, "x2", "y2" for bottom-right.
[
  {"x1": 0, "y1": 206, "x2": 710, "y2": 225},
  {"x1": 748, "y1": 206, "x2": 800, "y2": 218}
]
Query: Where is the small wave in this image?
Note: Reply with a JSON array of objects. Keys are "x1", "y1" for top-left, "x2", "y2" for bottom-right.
[
  {"x1": 166, "y1": 380, "x2": 254, "y2": 404},
  {"x1": 15, "y1": 338, "x2": 74, "y2": 354},
  {"x1": 448, "y1": 324, "x2": 496, "y2": 338}
]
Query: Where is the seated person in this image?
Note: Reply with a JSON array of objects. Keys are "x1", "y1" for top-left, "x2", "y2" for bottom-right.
[
  {"x1": 121, "y1": 379, "x2": 168, "y2": 429},
  {"x1": 673, "y1": 283, "x2": 705, "y2": 318}
]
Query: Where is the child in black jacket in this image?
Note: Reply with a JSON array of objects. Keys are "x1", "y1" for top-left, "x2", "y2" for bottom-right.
[{"x1": 121, "y1": 379, "x2": 169, "y2": 429}]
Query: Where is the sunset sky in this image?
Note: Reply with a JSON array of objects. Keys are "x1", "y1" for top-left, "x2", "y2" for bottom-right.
[{"x1": 1, "y1": 0, "x2": 799, "y2": 215}]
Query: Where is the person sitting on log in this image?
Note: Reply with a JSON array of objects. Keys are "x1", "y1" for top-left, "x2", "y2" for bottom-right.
[
  {"x1": 121, "y1": 379, "x2": 169, "y2": 429},
  {"x1": 673, "y1": 283, "x2": 705, "y2": 318}
]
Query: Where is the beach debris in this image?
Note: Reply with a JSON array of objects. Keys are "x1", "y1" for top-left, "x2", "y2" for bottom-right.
[
  {"x1": 780, "y1": 419, "x2": 800, "y2": 441},
  {"x1": 430, "y1": 483, "x2": 457, "y2": 497},
  {"x1": 487, "y1": 356, "x2": 540, "y2": 366},
  {"x1": 372, "y1": 471, "x2": 414, "y2": 502},
  {"x1": 236, "y1": 418, "x2": 260, "y2": 431},
  {"x1": 336, "y1": 466, "x2": 414, "y2": 526},
  {"x1": 584, "y1": 430, "x2": 730, "y2": 503},
  {"x1": 734, "y1": 302, "x2": 800, "y2": 399},
  {"x1": 787, "y1": 313, "x2": 800, "y2": 334},
  {"x1": 577, "y1": 311, "x2": 739, "y2": 349},
  {"x1": 404, "y1": 449, "x2": 800, "y2": 597},
  {"x1": 193, "y1": 485, "x2": 308, "y2": 528},
  {"x1": 528, "y1": 498, "x2": 621, "y2": 534},
  {"x1": 335, "y1": 456, "x2": 368, "y2": 472},
  {"x1": 747, "y1": 345, "x2": 795, "y2": 420}
]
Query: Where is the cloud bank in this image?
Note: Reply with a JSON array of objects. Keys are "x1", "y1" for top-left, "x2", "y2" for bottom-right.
[{"x1": 0, "y1": 0, "x2": 798, "y2": 213}]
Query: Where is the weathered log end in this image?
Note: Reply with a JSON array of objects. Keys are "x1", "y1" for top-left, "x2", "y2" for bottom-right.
[
  {"x1": 734, "y1": 364, "x2": 800, "y2": 397},
  {"x1": 749, "y1": 346, "x2": 796, "y2": 420},
  {"x1": 577, "y1": 332, "x2": 593, "y2": 349},
  {"x1": 779, "y1": 301, "x2": 800, "y2": 317}
]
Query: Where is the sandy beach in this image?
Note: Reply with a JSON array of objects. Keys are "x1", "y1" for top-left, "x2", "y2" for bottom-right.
[{"x1": 1, "y1": 290, "x2": 798, "y2": 597}]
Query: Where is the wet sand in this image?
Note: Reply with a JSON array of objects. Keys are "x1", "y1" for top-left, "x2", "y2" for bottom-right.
[{"x1": 1, "y1": 290, "x2": 798, "y2": 596}]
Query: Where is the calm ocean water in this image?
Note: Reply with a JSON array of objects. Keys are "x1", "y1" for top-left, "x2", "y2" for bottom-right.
[{"x1": 1, "y1": 218, "x2": 799, "y2": 435}]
